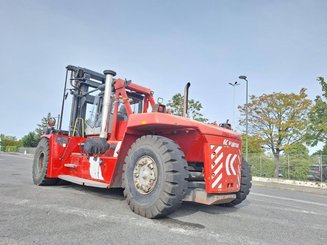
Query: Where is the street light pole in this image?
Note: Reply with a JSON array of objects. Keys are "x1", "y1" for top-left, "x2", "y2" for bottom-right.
[
  {"x1": 228, "y1": 82, "x2": 240, "y2": 127},
  {"x1": 239, "y1": 75, "x2": 249, "y2": 162}
]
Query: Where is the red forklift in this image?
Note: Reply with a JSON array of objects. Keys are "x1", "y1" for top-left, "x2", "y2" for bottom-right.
[{"x1": 32, "y1": 65, "x2": 251, "y2": 218}]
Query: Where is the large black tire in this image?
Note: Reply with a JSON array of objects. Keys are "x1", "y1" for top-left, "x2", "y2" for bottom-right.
[
  {"x1": 223, "y1": 159, "x2": 252, "y2": 207},
  {"x1": 32, "y1": 138, "x2": 59, "y2": 186},
  {"x1": 122, "y1": 135, "x2": 188, "y2": 218}
]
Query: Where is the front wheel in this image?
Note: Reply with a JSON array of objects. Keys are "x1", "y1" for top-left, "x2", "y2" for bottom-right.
[
  {"x1": 122, "y1": 135, "x2": 188, "y2": 218},
  {"x1": 32, "y1": 138, "x2": 58, "y2": 186}
]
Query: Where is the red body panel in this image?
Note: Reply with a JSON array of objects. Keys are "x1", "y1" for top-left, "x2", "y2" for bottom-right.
[
  {"x1": 46, "y1": 134, "x2": 120, "y2": 187},
  {"x1": 45, "y1": 112, "x2": 242, "y2": 194},
  {"x1": 126, "y1": 113, "x2": 241, "y2": 139},
  {"x1": 44, "y1": 74, "x2": 242, "y2": 194}
]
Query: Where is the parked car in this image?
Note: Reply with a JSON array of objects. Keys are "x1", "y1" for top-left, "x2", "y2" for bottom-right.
[{"x1": 307, "y1": 164, "x2": 327, "y2": 182}]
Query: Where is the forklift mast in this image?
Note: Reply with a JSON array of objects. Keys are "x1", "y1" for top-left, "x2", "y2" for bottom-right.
[{"x1": 59, "y1": 65, "x2": 156, "y2": 138}]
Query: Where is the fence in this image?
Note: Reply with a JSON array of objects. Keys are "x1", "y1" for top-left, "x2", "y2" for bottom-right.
[
  {"x1": 17, "y1": 147, "x2": 36, "y2": 154},
  {"x1": 0, "y1": 146, "x2": 36, "y2": 155},
  {"x1": 248, "y1": 154, "x2": 327, "y2": 182}
]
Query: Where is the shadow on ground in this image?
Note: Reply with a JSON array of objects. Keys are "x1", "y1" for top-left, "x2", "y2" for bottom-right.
[
  {"x1": 55, "y1": 181, "x2": 246, "y2": 226},
  {"x1": 57, "y1": 182, "x2": 125, "y2": 201}
]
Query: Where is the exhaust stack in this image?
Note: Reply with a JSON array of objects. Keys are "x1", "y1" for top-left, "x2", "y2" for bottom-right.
[
  {"x1": 183, "y1": 82, "x2": 191, "y2": 118},
  {"x1": 99, "y1": 70, "x2": 116, "y2": 138}
]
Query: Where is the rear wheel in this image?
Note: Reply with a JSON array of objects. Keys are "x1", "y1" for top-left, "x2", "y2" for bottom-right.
[
  {"x1": 32, "y1": 138, "x2": 58, "y2": 186},
  {"x1": 122, "y1": 135, "x2": 188, "y2": 218},
  {"x1": 222, "y1": 159, "x2": 252, "y2": 206}
]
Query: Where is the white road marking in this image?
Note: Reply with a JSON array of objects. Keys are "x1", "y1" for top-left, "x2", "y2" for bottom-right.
[
  {"x1": 251, "y1": 200, "x2": 322, "y2": 216},
  {"x1": 251, "y1": 192, "x2": 327, "y2": 207}
]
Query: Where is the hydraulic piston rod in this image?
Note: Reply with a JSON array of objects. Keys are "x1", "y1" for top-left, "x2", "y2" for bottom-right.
[{"x1": 99, "y1": 70, "x2": 116, "y2": 138}]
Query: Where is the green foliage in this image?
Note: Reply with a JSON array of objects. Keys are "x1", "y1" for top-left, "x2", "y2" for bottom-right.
[
  {"x1": 0, "y1": 113, "x2": 51, "y2": 151},
  {"x1": 0, "y1": 134, "x2": 22, "y2": 152},
  {"x1": 249, "y1": 152, "x2": 313, "y2": 181},
  {"x1": 21, "y1": 132, "x2": 39, "y2": 147},
  {"x1": 239, "y1": 89, "x2": 312, "y2": 177},
  {"x1": 322, "y1": 143, "x2": 327, "y2": 155},
  {"x1": 0, "y1": 134, "x2": 21, "y2": 147},
  {"x1": 248, "y1": 154, "x2": 275, "y2": 177},
  {"x1": 289, "y1": 162, "x2": 311, "y2": 180},
  {"x1": 284, "y1": 143, "x2": 309, "y2": 156},
  {"x1": 242, "y1": 134, "x2": 264, "y2": 154},
  {"x1": 283, "y1": 153, "x2": 312, "y2": 181},
  {"x1": 167, "y1": 93, "x2": 208, "y2": 122},
  {"x1": 307, "y1": 77, "x2": 327, "y2": 146}
]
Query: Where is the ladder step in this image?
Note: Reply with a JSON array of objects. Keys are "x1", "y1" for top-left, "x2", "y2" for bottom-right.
[
  {"x1": 58, "y1": 175, "x2": 109, "y2": 188},
  {"x1": 64, "y1": 163, "x2": 78, "y2": 168},
  {"x1": 71, "y1": 152, "x2": 83, "y2": 156}
]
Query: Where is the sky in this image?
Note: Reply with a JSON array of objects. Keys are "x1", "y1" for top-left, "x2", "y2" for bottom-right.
[{"x1": 0, "y1": 0, "x2": 326, "y2": 145}]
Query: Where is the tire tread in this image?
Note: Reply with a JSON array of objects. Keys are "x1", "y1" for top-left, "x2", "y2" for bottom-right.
[
  {"x1": 32, "y1": 138, "x2": 59, "y2": 186},
  {"x1": 122, "y1": 135, "x2": 188, "y2": 218},
  {"x1": 222, "y1": 159, "x2": 252, "y2": 207}
]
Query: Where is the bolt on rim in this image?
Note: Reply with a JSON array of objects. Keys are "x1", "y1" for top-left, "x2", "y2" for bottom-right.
[{"x1": 133, "y1": 155, "x2": 158, "y2": 194}]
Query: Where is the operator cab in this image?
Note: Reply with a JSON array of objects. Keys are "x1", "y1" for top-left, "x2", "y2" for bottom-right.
[{"x1": 85, "y1": 90, "x2": 145, "y2": 135}]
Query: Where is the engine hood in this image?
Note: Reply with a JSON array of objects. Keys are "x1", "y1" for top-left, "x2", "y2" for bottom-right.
[{"x1": 127, "y1": 113, "x2": 241, "y2": 140}]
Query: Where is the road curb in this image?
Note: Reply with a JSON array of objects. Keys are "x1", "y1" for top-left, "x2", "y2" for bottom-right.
[{"x1": 253, "y1": 176, "x2": 327, "y2": 189}]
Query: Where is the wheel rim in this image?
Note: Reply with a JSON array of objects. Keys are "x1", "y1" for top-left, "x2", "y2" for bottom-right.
[
  {"x1": 133, "y1": 155, "x2": 158, "y2": 194},
  {"x1": 37, "y1": 152, "x2": 45, "y2": 174}
]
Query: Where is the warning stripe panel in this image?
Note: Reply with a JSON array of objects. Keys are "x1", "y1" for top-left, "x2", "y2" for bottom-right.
[
  {"x1": 208, "y1": 143, "x2": 241, "y2": 192},
  {"x1": 211, "y1": 172, "x2": 222, "y2": 189},
  {"x1": 210, "y1": 144, "x2": 224, "y2": 189}
]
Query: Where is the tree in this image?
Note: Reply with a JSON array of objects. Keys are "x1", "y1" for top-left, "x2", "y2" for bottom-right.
[
  {"x1": 321, "y1": 143, "x2": 327, "y2": 156},
  {"x1": 284, "y1": 142, "x2": 309, "y2": 156},
  {"x1": 21, "y1": 132, "x2": 39, "y2": 147},
  {"x1": 0, "y1": 134, "x2": 22, "y2": 151},
  {"x1": 241, "y1": 134, "x2": 264, "y2": 154},
  {"x1": 238, "y1": 89, "x2": 312, "y2": 177},
  {"x1": 312, "y1": 142, "x2": 327, "y2": 156},
  {"x1": 283, "y1": 143, "x2": 311, "y2": 180},
  {"x1": 307, "y1": 77, "x2": 327, "y2": 146},
  {"x1": 167, "y1": 93, "x2": 208, "y2": 122}
]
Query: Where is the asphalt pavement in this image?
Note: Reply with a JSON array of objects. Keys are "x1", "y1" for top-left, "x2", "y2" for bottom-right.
[{"x1": 0, "y1": 153, "x2": 326, "y2": 245}]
